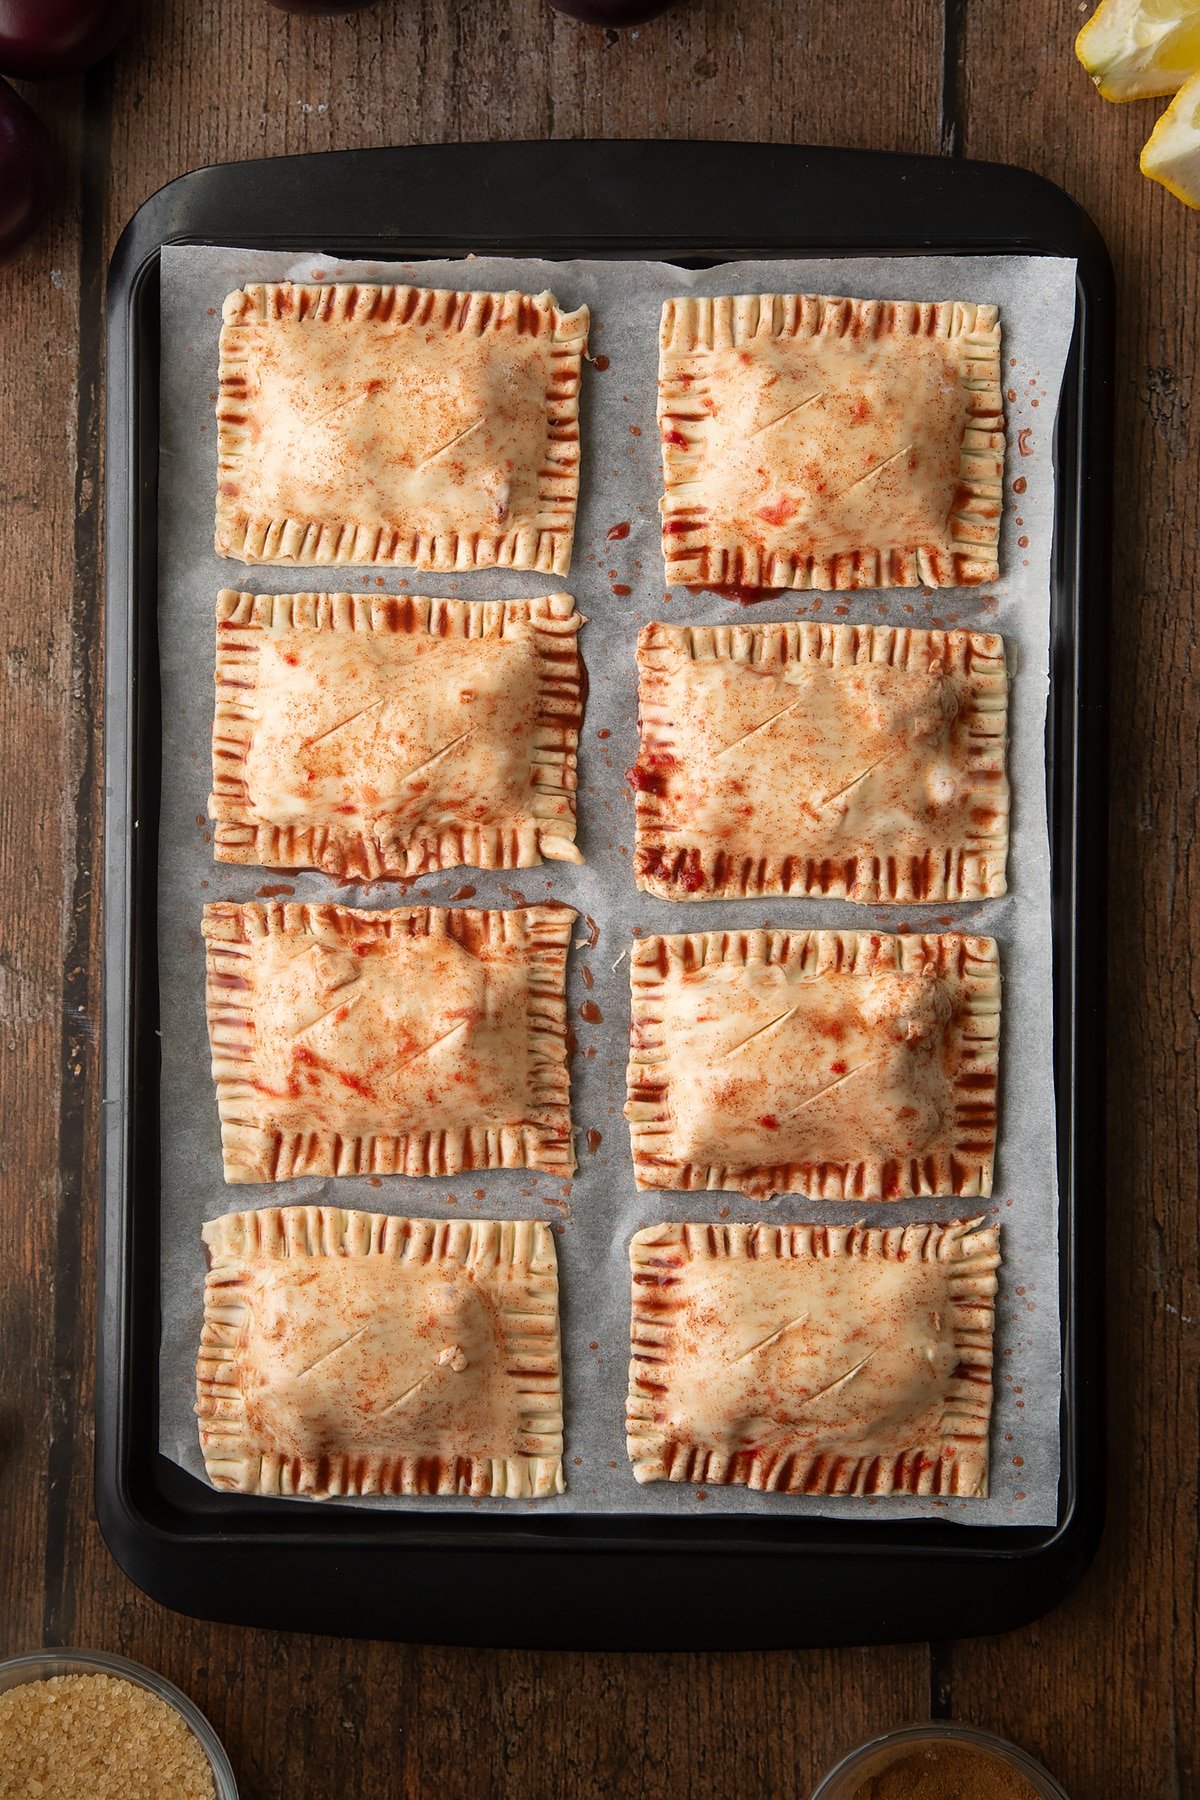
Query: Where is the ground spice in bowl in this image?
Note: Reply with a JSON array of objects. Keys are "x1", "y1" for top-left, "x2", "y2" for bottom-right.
[
  {"x1": 0, "y1": 1671, "x2": 217, "y2": 1799},
  {"x1": 848, "y1": 1742, "x2": 1044, "y2": 1800}
]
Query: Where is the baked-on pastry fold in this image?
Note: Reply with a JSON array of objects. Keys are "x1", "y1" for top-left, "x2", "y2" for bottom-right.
[
  {"x1": 216, "y1": 283, "x2": 588, "y2": 573},
  {"x1": 210, "y1": 590, "x2": 586, "y2": 880},
  {"x1": 658, "y1": 294, "x2": 1004, "y2": 591},
  {"x1": 204, "y1": 901, "x2": 575, "y2": 1184},
  {"x1": 630, "y1": 620, "x2": 1009, "y2": 903},
  {"x1": 627, "y1": 1217, "x2": 999, "y2": 1497},
  {"x1": 197, "y1": 1207, "x2": 563, "y2": 1499},
  {"x1": 625, "y1": 929, "x2": 999, "y2": 1200}
]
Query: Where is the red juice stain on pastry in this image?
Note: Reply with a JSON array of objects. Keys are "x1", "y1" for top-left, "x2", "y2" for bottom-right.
[
  {"x1": 291, "y1": 1043, "x2": 375, "y2": 1101},
  {"x1": 593, "y1": 354, "x2": 610, "y2": 371},
  {"x1": 586, "y1": 1129, "x2": 603, "y2": 1155},
  {"x1": 606, "y1": 521, "x2": 630, "y2": 541},
  {"x1": 256, "y1": 882, "x2": 295, "y2": 898},
  {"x1": 579, "y1": 1000, "x2": 603, "y2": 1024},
  {"x1": 629, "y1": 425, "x2": 642, "y2": 436},
  {"x1": 1017, "y1": 428, "x2": 1034, "y2": 456},
  {"x1": 449, "y1": 883, "x2": 476, "y2": 901},
  {"x1": 1012, "y1": 476, "x2": 1027, "y2": 494},
  {"x1": 612, "y1": 583, "x2": 632, "y2": 596},
  {"x1": 499, "y1": 883, "x2": 527, "y2": 905},
  {"x1": 756, "y1": 497, "x2": 798, "y2": 528},
  {"x1": 626, "y1": 751, "x2": 677, "y2": 798},
  {"x1": 1017, "y1": 536, "x2": 1029, "y2": 549},
  {"x1": 211, "y1": 965, "x2": 251, "y2": 992},
  {"x1": 582, "y1": 914, "x2": 600, "y2": 948},
  {"x1": 249, "y1": 1078, "x2": 292, "y2": 1099},
  {"x1": 597, "y1": 728, "x2": 611, "y2": 741},
  {"x1": 581, "y1": 964, "x2": 594, "y2": 990}
]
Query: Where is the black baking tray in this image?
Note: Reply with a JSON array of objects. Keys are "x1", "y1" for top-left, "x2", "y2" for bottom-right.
[{"x1": 100, "y1": 141, "x2": 1111, "y2": 1649}]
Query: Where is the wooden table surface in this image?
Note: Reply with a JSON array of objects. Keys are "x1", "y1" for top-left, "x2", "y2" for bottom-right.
[{"x1": 0, "y1": 2, "x2": 1196, "y2": 1795}]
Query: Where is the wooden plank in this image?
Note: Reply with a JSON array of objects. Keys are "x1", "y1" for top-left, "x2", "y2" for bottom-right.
[
  {"x1": 0, "y1": 73, "x2": 86, "y2": 1657},
  {"x1": 103, "y1": 0, "x2": 943, "y2": 240},
  {"x1": 171, "y1": 1639, "x2": 924, "y2": 1800},
  {"x1": 940, "y1": 7, "x2": 1200, "y2": 1798}
]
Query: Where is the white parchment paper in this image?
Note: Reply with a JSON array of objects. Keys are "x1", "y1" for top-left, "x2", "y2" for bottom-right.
[{"x1": 157, "y1": 246, "x2": 1077, "y2": 1525}]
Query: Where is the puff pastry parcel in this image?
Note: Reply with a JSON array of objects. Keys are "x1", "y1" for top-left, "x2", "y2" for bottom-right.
[
  {"x1": 658, "y1": 294, "x2": 1004, "y2": 591},
  {"x1": 631, "y1": 620, "x2": 1009, "y2": 903},
  {"x1": 626, "y1": 929, "x2": 999, "y2": 1200},
  {"x1": 204, "y1": 901, "x2": 575, "y2": 1183},
  {"x1": 627, "y1": 1218, "x2": 999, "y2": 1496},
  {"x1": 197, "y1": 1207, "x2": 563, "y2": 1499},
  {"x1": 216, "y1": 283, "x2": 588, "y2": 573},
  {"x1": 210, "y1": 590, "x2": 585, "y2": 880}
]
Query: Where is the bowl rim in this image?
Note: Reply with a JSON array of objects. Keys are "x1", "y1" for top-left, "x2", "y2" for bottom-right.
[
  {"x1": 809, "y1": 1720, "x2": 1069, "y2": 1799},
  {"x1": 0, "y1": 1646, "x2": 238, "y2": 1798}
]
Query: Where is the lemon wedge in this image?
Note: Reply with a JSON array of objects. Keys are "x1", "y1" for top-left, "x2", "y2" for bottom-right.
[
  {"x1": 1076, "y1": 0, "x2": 1200, "y2": 100},
  {"x1": 1141, "y1": 69, "x2": 1200, "y2": 203}
]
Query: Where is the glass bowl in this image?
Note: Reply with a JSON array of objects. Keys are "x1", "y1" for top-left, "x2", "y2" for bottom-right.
[
  {"x1": 0, "y1": 1647, "x2": 238, "y2": 1799},
  {"x1": 810, "y1": 1721, "x2": 1069, "y2": 1799}
]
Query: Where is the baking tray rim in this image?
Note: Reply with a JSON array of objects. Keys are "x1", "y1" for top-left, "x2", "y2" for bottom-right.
[{"x1": 97, "y1": 140, "x2": 1110, "y2": 1643}]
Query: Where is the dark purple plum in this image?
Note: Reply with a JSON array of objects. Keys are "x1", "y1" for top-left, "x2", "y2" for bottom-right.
[
  {"x1": 549, "y1": 0, "x2": 677, "y2": 21},
  {"x1": 0, "y1": 0, "x2": 137, "y2": 78},
  {"x1": 0, "y1": 77, "x2": 52, "y2": 259}
]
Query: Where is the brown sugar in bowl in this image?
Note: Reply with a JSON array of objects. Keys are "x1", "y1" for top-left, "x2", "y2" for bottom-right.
[
  {"x1": 0, "y1": 1649, "x2": 237, "y2": 1800},
  {"x1": 810, "y1": 1723, "x2": 1069, "y2": 1800}
]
